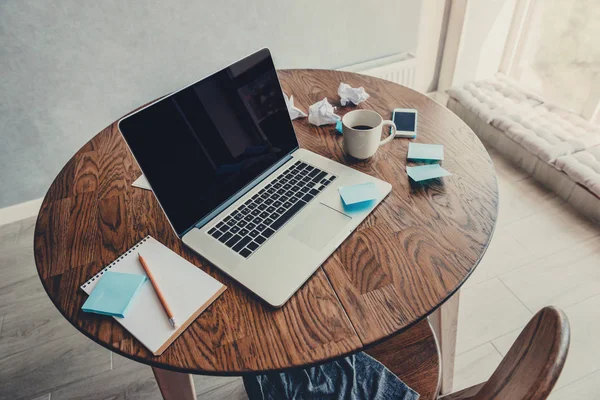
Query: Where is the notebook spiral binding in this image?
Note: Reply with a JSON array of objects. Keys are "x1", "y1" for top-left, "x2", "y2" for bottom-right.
[{"x1": 81, "y1": 235, "x2": 150, "y2": 290}]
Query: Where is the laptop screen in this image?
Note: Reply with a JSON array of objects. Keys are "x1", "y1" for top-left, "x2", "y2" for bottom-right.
[{"x1": 119, "y1": 49, "x2": 299, "y2": 236}]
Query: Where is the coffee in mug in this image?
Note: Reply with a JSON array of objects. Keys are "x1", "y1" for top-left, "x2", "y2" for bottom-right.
[{"x1": 342, "y1": 110, "x2": 396, "y2": 159}]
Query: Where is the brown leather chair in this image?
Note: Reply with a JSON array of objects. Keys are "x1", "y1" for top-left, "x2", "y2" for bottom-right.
[{"x1": 366, "y1": 306, "x2": 570, "y2": 400}]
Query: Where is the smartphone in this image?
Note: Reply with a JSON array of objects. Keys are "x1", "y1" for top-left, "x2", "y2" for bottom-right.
[{"x1": 392, "y1": 108, "x2": 418, "y2": 138}]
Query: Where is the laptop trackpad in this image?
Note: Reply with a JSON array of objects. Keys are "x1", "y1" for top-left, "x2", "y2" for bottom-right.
[{"x1": 289, "y1": 203, "x2": 352, "y2": 252}]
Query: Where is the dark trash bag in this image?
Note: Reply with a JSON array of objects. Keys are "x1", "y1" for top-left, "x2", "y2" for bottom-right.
[{"x1": 243, "y1": 352, "x2": 419, "y2": 400}]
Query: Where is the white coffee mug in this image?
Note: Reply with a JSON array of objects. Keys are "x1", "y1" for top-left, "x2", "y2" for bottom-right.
[{"x1": 342, "y1": 110, "x2": 396, "y2": 159}]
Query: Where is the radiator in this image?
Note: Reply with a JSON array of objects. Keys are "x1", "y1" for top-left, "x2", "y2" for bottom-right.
[{"x1": 338, "y1": 52, "x2": 417, "y2": 89}]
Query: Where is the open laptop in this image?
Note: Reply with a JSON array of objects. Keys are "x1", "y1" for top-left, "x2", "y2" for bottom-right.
[{"x1": 118, "y1": 48, "x2": 391, "y2": 307}]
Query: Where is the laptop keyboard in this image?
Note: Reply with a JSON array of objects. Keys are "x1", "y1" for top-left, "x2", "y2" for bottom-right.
[{"x1": 206, "y1": 160, "x2": 337, "y2": 258}]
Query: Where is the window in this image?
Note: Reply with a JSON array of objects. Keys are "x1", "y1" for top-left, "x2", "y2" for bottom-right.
[{"x1": 507, "y1": 0, "x2": 600, "y2": 123}]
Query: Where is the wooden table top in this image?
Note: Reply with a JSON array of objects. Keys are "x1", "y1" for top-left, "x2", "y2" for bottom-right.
[{"x1": 33, "y1": 69, "x2": 498, "y2": 375}]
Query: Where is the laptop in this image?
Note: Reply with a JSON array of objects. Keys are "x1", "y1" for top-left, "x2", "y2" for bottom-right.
[{"x1": 118, "y1": 48, "x2": 391, "y2": 307}]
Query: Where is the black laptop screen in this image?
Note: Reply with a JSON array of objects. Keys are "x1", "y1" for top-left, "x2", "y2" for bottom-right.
[{"x1": 119, "y1": 49, "x2": 299, "y2": 236}]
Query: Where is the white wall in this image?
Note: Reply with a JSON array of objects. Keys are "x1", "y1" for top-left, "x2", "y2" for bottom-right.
[{"x1": 0, "y1": 0, "x2": 420, "y2": 208}]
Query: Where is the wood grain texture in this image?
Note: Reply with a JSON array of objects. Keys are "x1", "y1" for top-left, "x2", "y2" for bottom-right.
[
  {"x1": 365, "y1": 319, "x2": 440, "y2": 400},
  {"x1": 33, "y1": 69, "x2": 498, "y2": 374},
  {"x1": 438, "y1": 383, "x2": 485, "y2": 400},
  {"x1": 466, "y1": 306, "x2": 569, "y2": 400},
  {"x1": 278, "y1": 70, "x2": 498, "y2": 349},
  {"x1": 439, "y1": 307, "x2": 569, "y2": 400}
]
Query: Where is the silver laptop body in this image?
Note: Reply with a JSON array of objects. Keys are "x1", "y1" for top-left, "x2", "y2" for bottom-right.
[{"x1": 119, "y1": 49, "x2": 391, "y2": 307}]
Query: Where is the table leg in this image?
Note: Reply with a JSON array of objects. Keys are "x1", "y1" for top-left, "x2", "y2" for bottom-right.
[
  {"x1": 152, "y1": 366, "x2": 196, "y2": 400},
  {"x1": 429, "y1": 289, "x2": 460, "y2": 395}
]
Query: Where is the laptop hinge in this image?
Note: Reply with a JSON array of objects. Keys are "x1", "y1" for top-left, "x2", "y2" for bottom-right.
[{"x1": 180, "y1": 150, "x2": 297, "y2": 236}]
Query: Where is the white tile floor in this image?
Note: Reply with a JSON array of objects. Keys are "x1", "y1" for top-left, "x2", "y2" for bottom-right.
[{"x1": 453, "y1": 145, "x2": 600, "y2": 397}]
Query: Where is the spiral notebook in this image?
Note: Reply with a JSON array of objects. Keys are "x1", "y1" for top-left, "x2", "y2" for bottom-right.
[{"x1": 81, "y1": 236, "x2": 226, "y2": 355}]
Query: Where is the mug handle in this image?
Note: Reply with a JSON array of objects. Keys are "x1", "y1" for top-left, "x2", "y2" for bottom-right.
[{"x1": 379, "y1": 120, "x2": 396, "y2": 146}]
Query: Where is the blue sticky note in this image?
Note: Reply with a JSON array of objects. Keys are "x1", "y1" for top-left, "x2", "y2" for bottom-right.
[
  {"x1": 339, "y1": 182, "x2": 379, "y2": 206},
  {"x1": 82, "y1": 271, "x2": 147, "y2": 318},
  {"x1": 336, "y1": 120, "x2": 343, "y2": 134},
  {"x1": 407, "y1": 143, "x2": 444, "y2": 162},
  {"x1": 406, "y1": 165, "x2": 452, "y2": 182}
]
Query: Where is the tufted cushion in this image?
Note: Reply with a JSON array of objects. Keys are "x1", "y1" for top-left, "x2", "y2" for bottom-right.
[
  {"x1": 555, "y1": 145, "x2": 600, "y2": 198},
  {"x1": 493, "y1": 104, "x2": 600, "y2": 163},
  {"x1": 449, "y1": 74, "x2": 600, "y2": 198},
  {"x1": 449, "y1": 74, "x2": 600, "y2": 163},
  {"x1": 447, "y1": 74, "x2": 544, "y2": 124}
]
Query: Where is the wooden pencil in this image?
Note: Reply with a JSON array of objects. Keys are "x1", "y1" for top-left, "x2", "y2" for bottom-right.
[{"x1": 138, "y1": 253, "x2": 177, "y2": 328}]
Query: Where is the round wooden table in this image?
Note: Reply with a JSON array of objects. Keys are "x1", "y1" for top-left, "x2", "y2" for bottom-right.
[{"x1": 33, "y1": 69, "x2": 498, "y2": 398}]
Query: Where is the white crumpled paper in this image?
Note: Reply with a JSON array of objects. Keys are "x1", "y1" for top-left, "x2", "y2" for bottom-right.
[
  {"x1": 308, "y1": 98, "x2": 341, "y2": 126},
  {"x1": 283, "y1": 92, "x2": 307, "y2": 120},
  {"x1": 338, "y1": 82, "x2": 370, "y2": 106}
]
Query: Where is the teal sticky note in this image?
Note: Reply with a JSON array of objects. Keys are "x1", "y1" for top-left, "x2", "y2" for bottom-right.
[
  {"x1": 82, "y1": 271, "x2": 146, "y2": 318},
  {"x1": 339, "y1": 182, "x2": 379, "y2": 206},
  {"x1": 407, "y1": 143, "x2": 444, "y2": 162},
  {"x1": 336, "y1": 120, "x2": 343, "y2": 134},
  {"x1": 406, "y1": 165, "x2": 452, "y2": 182}
]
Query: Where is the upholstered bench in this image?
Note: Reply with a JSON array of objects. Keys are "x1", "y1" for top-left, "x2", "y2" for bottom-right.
[
  {"x1": 555, "y1": 145, "x2": 600, "y2": 201},
  {"x1": 447, "y1": 74, "x2": 600, "y2": 223}
]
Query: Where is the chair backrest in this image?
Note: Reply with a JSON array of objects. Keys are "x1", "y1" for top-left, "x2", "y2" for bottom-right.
[{"x1": 472, "y1": 306, "x2": 570, "y2": 400}]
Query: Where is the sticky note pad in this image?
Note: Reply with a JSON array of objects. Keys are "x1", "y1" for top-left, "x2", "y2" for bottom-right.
[
  {"x1": 339, "y1": 182, "x2": 380, "y2": 206},
  {"x1": 406, "y1": 165, "x2": 452, "y2": 182},
  {"x1": 82, "y1": 271, "x2": 146, "y2": 318},
  {"x1": 336, "y1": 120, "x2": 343, "y2": 134},
  {"x1": 407, "y1": 143, "x2": 444, "y2": 162}
]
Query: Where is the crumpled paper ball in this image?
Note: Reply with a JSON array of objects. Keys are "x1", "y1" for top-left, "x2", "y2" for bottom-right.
[
  {"x1": 308, "y1": 98, "x2": 341, "y2": 126},
  {"x1": 338, "y1": 82, "x2": 370, "y2": 106},
  {"x1": 283, "y1": 92, "x2": 307, "y2": 120}
]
